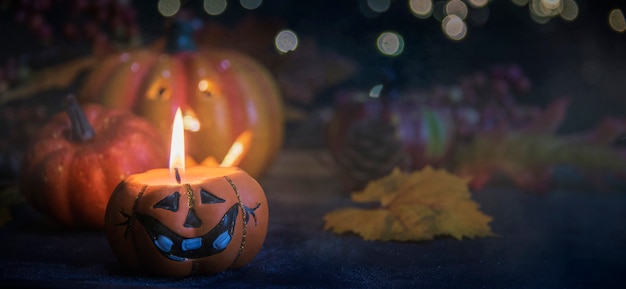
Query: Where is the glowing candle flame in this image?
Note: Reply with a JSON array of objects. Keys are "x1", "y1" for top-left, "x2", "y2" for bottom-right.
[
  {"x1": 169, "y1": 108, "x2": 185, "y2": 181},
  {"x1": 220, "y1": 130, "x2": 252, "y2": 167}
]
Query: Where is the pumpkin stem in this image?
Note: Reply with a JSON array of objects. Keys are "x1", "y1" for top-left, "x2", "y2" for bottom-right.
[{"x1": 65, "y1": 94, "x2": 95, "y2": 142}]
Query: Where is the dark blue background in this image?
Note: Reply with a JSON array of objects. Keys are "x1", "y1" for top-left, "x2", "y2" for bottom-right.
[{"x1": 1, "y1": 1, "x2": 625, "y2": 288}]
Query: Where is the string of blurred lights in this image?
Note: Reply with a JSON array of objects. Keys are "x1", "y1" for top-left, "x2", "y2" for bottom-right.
[
  {"x1": 2, "y1": 1, "x2": 623, "y2": 49},
  {"x1": 370, "y1": 0, "x2": 623, "y2": 56},
  {"x1": 408, "y1": 0, "x2": 621, "y2": 35},
  {"x1": 155, "y1": 0, "x2": 625, "y2": 58},
  {"x1": 157, "y1": 0, "x2": 263, "y2": 17}
]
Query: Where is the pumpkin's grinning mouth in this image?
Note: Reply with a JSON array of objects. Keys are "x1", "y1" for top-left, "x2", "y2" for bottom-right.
[{"x1": 135, "y1": 204, "x2": 239, "y2": 262}]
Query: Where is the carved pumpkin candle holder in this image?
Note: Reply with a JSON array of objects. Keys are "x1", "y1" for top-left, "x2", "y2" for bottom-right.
[{"x1": 104, "y1": 108, "x2": 268, "y2": 277}]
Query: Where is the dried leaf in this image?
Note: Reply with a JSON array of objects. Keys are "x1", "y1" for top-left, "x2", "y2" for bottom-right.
[
  {"x1": 324, "y1": 166, "x2": 494, "y2": 241},
  {"x1": 351, "y1": 167, "x2": 406, "y2": 204},
  {"x1": 323, "y1": 208, "x2": 407, "y2": 241},
  {"x1": 453, "y1": 132, "x2": 626, "y2": 192},
  {"x1": 0, "y1": 57, "x2": 97, "y2": 105}
]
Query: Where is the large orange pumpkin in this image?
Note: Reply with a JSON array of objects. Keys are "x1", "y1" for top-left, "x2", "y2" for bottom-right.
[{"x1": 78, "y1": 24, "x2": 283, "y2": 177}]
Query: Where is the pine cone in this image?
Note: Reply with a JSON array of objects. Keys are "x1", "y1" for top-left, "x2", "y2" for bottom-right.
[{"x1": 333, "y1": 116, "x2": 405, "y2": 191}]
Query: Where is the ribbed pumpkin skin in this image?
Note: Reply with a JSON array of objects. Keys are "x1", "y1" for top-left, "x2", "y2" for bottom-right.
[
  {"x1": 79, "y1": 48, "x2": 283, "y2": 177},
  {"x1": 19, "y1": 104, "x2": 168, "y2": 228}
]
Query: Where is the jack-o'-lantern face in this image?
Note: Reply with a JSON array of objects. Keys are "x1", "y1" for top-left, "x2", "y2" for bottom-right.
[
  {"x1": 104, "y1": 168, "x2": 268, "y2": 277},
  {"x1": 78, "y1": 47, "x2": 284, "y2": 178},
  {"x1": 131, "y1": 185, "x2": 259, "y2": 262}
]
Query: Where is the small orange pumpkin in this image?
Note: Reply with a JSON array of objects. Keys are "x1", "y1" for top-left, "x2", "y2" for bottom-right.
[
  {"x1": 19, "y1": 95, "x2": 167, "y2": 228},
  {"x1": 104, "y1": 166, "x2": 268, "y2": 276},
  {"x1": 78, "y1": 22, "x2": 283, "y2": 177}
]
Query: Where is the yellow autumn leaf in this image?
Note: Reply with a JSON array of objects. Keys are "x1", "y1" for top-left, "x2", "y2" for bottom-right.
[
  {"x1": 432, "y1": 200, "x2": 494, "y2": 239},
  {"x1": 324, "y1": 166, "x2": 494, "y2": 242},
  {"x1": 395, "y1": 167, "x2": 471, "y2": 201},
  {"x1": 351, "y1": 167, "x2": 406, "y2": 204},
  {"x1": 323, "y1": 208, "x2": 407, "y2": 241},
  {"x1": 387, "y1": 204, "x2": 440, "y2": 241}
]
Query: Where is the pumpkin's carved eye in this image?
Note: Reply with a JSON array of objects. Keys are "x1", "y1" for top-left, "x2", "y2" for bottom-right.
[
  {"x1": 153, "y1": 191, "x2": 180, "y2": 212},
  {"x1": 198, "y1": 79, "x2": 219, "y2": 99},
  {"x1": 146, "y1": 78, "x2": 171, "y2": 101},
  {"x1": 200, "y1": 189, "x2": 225, "y2": 204}
]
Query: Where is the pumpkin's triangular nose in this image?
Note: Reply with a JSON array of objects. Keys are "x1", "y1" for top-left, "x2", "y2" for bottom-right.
[{"x1": 184, "y1": 208, "x2": 202, "y2": 228}]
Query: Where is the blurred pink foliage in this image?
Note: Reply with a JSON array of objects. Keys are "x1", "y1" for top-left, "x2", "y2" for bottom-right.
[{"x1": 327, "y1": 64, "x2": 626, "y2": 192}]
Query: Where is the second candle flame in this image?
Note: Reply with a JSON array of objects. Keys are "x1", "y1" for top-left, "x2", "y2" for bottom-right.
[
  {"x1": 169, "y1": 107, "x2": 185, "y2": 181},
  {"x1": 220, "y1": 130, "x2": 252, "y2": 167}
]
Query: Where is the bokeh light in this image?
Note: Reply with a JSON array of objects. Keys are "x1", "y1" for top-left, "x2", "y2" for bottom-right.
[
  {"x1": 368, "y1": 0, "x2": 392, "y2": 13},
  {"x1": 609, "y1": 9, "x2": 626, "y2": 33},
  {"x1": 467, "y1": 0, "x2": 488, "y2": 8},
  {"x1": 376, "y1": 31, "x2": 405, "y2": 56},
  {"x1": 530, "y1": 0, "x2": 560, "y2": 19},
  {"x1": 183, "y1": 110, "x2": 201, "y2": 132},
  {"x1": 120, "y1": 53, "x2": 130, "y2": 63},
  {"x1": 369, "y1": 84, "x2": 384, "y2": 98},
  {"x1": 130, "y1": 62, "x2": 140, "y2": 72},
  {"x1": 198, "y1": 80, "x2": 209, "y2": 92},
  {"x1": 275, "y1": 29, "x2": 299, "y2": 53},
  {"x1": 409, "y1": 0, "x2": 433, "y2": 19},
  {"x1": 442, "y1": 14, "x2": 467, "y2": 40},
  {"x1": 540, "y1": 0, "x2": 561, "y2": 10},
  {"x1": 433, "y1": 1, "x2": 446, "y2": 22},
  {"x1": 559, "y1": 0, "x2": 578, "y2": 21},
  {"x1": 240, "y1": 0, "x2": 262, "y2": 10},
  {"x1": 219, "y1": 59, "x2": 231, "y2": 71},
  {"x1": 517, "y1": 0, "x2": 580, "y2": 23},
  {"x1": 157, "y1": 0, "x2": 180, "y2": 17},
  {"x1": 183, "y1": 115, "x2": 201, "y2": 132},
  {"x1": 511, "y1": 0, "x2": 530, "y2": 6},
  {"x1": 446, "y1": 0, "x2": 468, "y2": 20},
  {"x1": 204, "y1": 0, "x2": 227, "y2": 16}
]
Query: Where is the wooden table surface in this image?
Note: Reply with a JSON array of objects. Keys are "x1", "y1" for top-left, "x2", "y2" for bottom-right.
[{"x1": 1, "y1": 148, "x2": 625, "y2": 288}]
